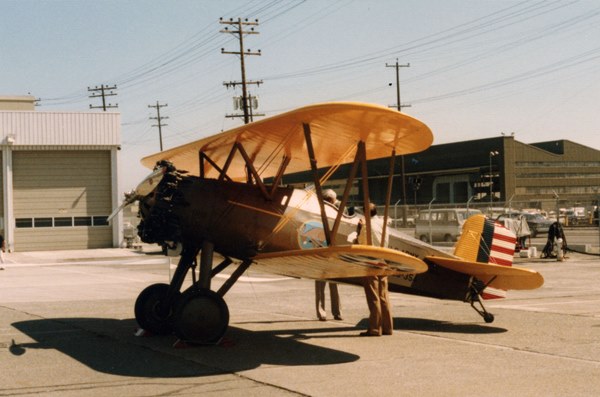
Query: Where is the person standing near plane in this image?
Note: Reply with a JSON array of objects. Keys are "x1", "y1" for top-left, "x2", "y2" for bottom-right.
[
  {"x1": 0, "y1": 234, "x2": 5, "y2": 270},
  {"x1": 315, "y1": 190, "x2": 343, "y2": 321},
  {"x1": 315, "y1": 280, "x2": 342, "y2": 321},
  {"x1": 357, "y1": 204, "x2": 393, "y2": 336}
]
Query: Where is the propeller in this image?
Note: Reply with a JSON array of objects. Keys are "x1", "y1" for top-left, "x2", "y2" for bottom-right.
[{"x1": 107, "y1": 166, "x2": 166, "y2": 223}]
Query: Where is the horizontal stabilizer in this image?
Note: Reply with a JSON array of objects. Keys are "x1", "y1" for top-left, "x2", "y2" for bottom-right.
[{"x1": 425, "y1": 255, "x2": 544, "y2": 290}]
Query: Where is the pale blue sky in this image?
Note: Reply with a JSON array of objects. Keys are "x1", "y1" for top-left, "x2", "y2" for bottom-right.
[{"x1": 2, "y1": 0, "x2": 599, "y2": 190}]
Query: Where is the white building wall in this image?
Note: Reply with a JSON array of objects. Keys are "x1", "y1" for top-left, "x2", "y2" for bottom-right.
[{"x1": 0, "y1": 110, "x2": 121, "y2": 252}]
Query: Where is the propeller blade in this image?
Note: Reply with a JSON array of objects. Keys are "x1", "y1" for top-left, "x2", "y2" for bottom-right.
[{"x1": 107, "y1": 167, "x2": 166, "y2": 224}]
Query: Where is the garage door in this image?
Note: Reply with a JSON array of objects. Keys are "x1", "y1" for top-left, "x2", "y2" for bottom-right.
[
  {"x1": 13, "y1": 150, "x2": 112, "y2": 251},
  {"x1": 0, "y1": 152, "x2": 3, "y2": 236}
]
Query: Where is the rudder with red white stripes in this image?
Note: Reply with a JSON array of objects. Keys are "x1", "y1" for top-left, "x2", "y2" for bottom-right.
[
  {"x1": 453, "y1": 214, "x2": 516, "y2": 298},
  {"x1": 454, "y1": 214, "x2": 516, "y2": 266}
]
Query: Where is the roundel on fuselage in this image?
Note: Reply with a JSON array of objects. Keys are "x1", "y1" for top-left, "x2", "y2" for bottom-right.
[{"x1": 298, "y1": 221, "x2": 327, "y2": 249}]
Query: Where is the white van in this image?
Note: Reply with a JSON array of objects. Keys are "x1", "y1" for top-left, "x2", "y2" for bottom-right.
[{"x1": 415, "y1": 208, "x2": 482, "y2": 243}]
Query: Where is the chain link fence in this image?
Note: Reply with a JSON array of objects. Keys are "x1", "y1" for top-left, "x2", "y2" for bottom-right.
[{"x1": 386, "y1": 198, "x2": 599, "y2": 229}]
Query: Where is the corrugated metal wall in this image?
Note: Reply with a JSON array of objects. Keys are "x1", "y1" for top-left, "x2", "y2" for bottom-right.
[
  {"x1": 0, "y1": 111, "x2": 120, "y2": 146},
  {"x1": 0, "y1": 152, "x2": 3, "y2": 235},
  {"x1": 12, "y1": 150, "x2": 112, "y2": 251}
]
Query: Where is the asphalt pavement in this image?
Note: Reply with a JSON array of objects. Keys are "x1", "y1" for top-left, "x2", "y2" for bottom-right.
[{"x1": 1, "y1": 245, "x2": 600, "y2": 396}]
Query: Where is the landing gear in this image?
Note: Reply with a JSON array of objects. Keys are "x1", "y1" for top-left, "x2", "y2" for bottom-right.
[
  {"x1": 172, "y1": 288, "x2": 229, "y2": 344},
  {"x1": 134, "y1": 283, "x2": 180, "y2": 335},
  {"x1": 469, "y1": 292, "x2": 495, "y2": 323},
  {"x1": 133, "y1": 242, "x2": 248, "y2": 345},
  {"x1": 469, "y1": 280, "x2": 495, "y2": 323},
  {"x1": 483, "y1": 312, "x2": 494, "y2": 323}
]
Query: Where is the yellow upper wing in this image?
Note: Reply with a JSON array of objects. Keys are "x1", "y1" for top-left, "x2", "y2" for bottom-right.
[
  {"x1": 252, "y1": 245, "x2": 428, "y2": 280},
  {"x1": 141, "y1": 102, "x2": 433, "y2": 181}
]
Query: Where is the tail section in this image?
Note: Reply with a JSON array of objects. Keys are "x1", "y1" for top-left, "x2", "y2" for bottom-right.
[
  {"x1": 423, "y1": 213, "x2": 542, "y2": 322},
  {"x1": 454, "y1": 214, "x2": 517, "y2": 299},
  {"x1": 454, "y1": 214, "x2": 516, "y2": 266}
]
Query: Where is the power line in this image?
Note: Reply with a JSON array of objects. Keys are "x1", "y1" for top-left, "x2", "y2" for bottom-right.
[{"x1": 257, "y1": 1, "x2": 572, "y2": 82}]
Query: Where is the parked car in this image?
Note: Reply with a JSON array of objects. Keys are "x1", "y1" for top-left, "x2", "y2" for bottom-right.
[
  {"x1": 559, "y1": 209, "x2": 579, "y2": 225},
  {"x1": 415, "y1": 208, "x2": 482, "y2": 243},
  {"x1": 496, "y1": 211, "x2": 554, "y2": 238}
]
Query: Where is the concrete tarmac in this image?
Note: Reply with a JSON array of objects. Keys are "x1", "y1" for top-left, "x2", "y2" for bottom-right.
[{"x1": 1, "y1": 247, "x2": 599, "y2": 396}]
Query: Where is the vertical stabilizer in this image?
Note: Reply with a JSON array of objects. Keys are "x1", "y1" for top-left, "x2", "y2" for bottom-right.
[
  {"x1": 454, "y1": 214, "x2": 516, "y2": 299},
  {"x1": 454, "y1": 214, "x2": 516, "y2": 266}
]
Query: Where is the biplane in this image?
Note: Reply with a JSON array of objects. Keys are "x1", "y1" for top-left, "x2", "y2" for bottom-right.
[{"x1": 112, "y1": 102, "x2": 543, "y2": 344}]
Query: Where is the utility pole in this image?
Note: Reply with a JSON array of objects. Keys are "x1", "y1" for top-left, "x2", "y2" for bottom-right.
[
  {"x1": 386, "y1": 60, "x2": 411, "y2": 227},
  {"x1": 220, "y1": 17, "x2": 264, "y2": 124},
  {"x1": 387, "y1": 59, "x2": 411, "y2": 112},
  {"x1": 88, "y1": 84, "x2": 118, "y2": 111},
  {"x1": 148, "y1": 101, "x2": 168, "y2": 151}
]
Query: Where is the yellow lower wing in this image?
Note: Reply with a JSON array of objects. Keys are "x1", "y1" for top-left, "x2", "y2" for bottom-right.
[
  {"x1": 426, "y1": 256, "x2": 544, "y2": 290},
  {"x1": 252, "y1": 245, "x2": 427, "y2": 280}
]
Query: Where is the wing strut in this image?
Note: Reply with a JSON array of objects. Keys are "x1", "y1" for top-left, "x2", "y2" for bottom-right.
[
  {"x1": 199, "y1": 152, "x2": 232, "y2": 181},
  {"x1": 217, "y1": 142, "x2": 239, "y2": 182},
  {"x1": 200, "y1": 141, "x2": 281, "y2": 201},
  {"x1": 234, "y1": 142, "x2": 271, "y2": 199},
  {"x1": 269, "y1": 155, "x2": 291, "y2": 196},
  {"x1": 359, "y1": 141, "x2": 373, "y2": 245},
  {"x1": 381, "y1": 149, "x2": 396, "y2": 248},
  {"x1": 298, "y1": 129, "x2": 378, "y2": 247},
  {"x1": 303, "y1": 122, "x2": 334, "y2": 246},
  {"x1": 331, "y1": 147, "x2": 361, "y2": 238}
]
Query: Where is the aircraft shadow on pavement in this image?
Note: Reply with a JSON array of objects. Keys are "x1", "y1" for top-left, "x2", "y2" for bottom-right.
[
  {"x1": 10, "y1": 317, "x2": 359, "y2": 378},
  {"x1": 227, "y1": 317, "x2": 506, "y2": 338},
  {"x1": 390, "y1": 317, "x2": 507, "y2": 334}
]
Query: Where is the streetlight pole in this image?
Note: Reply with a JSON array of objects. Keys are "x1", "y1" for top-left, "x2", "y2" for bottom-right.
[
  {"x1": 489, "y1": 151, "x2": 499, "y2": 211},
  {"x1": 428, "y1": 197, "x2": 436, "y2": 243}
]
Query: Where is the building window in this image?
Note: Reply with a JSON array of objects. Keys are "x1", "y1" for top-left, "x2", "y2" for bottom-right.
[
  {"x1": 435, "y1": 183, "x2": 450, "y2": 203},
  {"x1": 54, "y1": 217, "x2": 73, "y2": 227},
  {"x1": 517, "y1": 161, "x2": 600, "y2": 168},
  {"x1": 74, "y1": 217, "x2": 92, "y2": 226},
  {"x1": 454, "y1": 181, "x2": 469, "y2": 203},
  {"x1": 34, "y1": 218, "x2": 53, "y2": 228},
  {"x1": 14, "y1": 216, "x2": 109, "y2": 228},
  {"x1": 15, "y1": 218, "x2": 33, "y2": 228},
  {"x1": 93, "y1": 216, "x2": 109, "y2": 226}
]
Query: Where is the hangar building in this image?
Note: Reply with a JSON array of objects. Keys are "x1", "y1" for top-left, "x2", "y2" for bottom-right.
[
  {"x1": 282, "y1": 135, "x2": 600, "y2": 213},
  {"x1": 0, "y1": 95, "x2": 121, "y2": 252}
]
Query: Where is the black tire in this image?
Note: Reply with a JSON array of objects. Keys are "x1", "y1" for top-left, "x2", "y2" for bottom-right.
[
  {"x1": 134, "y1": 283, "x2": 178, "y2": 335},
  {"x1": 444, "y1": 234, "x2": 453, "y2": 242},
  {"x1": 172, "y1": 288, "x2": 229, "y2": 345},
  {"x1": 483, "y1": 313, "x2": 495, "y2": 323},
  {"x1": 419, "y1": 235, "x2": 429, "y2": 243}
]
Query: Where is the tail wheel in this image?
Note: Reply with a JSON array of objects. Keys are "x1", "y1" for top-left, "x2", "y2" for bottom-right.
[
  {"x1": 172, "y1": 288, "x2": 229, "y2": 345},
  {"x1": 469, "y1": 283, "x2": 495, "y2": 324},
  {"x1": 483, "y1": 313, "x2": 495, "y2": 323},
  {"x1": 134, "y1": 283, "x2": 179, "y2": 335}
]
